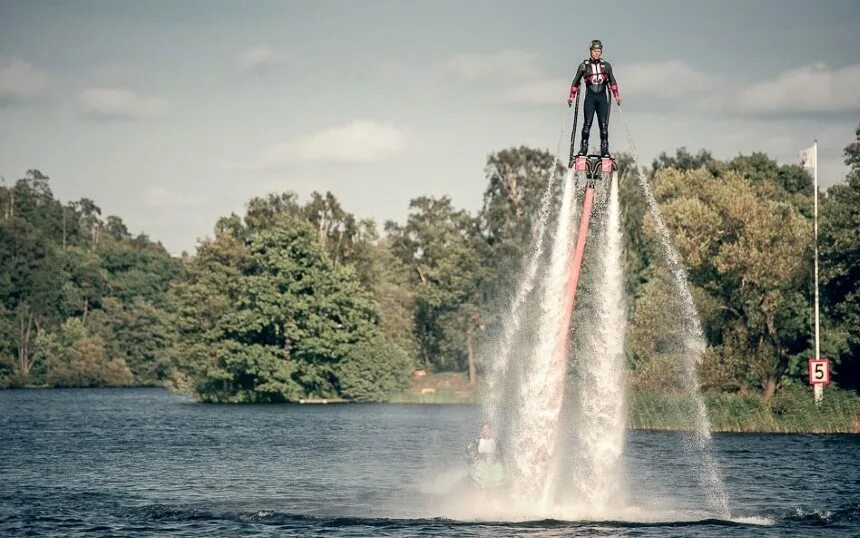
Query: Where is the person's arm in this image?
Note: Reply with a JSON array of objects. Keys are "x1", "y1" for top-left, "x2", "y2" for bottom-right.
[
  {"x1": 568, "y1": 62, "x2": 585, "y2": 106},
  {"x1": 606, "y1": 62, "x2": 621, "y2": 105},
  {"x1": 466, "y1": 440, "x2": 477, "y2": 461}
]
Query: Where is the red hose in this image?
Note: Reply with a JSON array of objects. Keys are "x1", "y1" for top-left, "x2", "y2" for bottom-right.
[{"x1": 551, "y1": 186, "x2": 595, "y2": 385}]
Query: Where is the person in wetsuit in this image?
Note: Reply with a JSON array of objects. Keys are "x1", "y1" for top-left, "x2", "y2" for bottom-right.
[{"x1": 567, "y1": 40, "x2": 621, "y2": 158}]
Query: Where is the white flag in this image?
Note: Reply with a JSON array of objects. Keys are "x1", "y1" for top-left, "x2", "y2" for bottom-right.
[{"x1": 799, "y1": 144, "x2": 816, "y2": 170}]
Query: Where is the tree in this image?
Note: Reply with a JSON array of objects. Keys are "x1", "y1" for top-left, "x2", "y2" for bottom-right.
[
  {"x1": 0, "y1": 170, "x2": 184, "y2": 387},
  {"x1": 647, "y1": 166, "x2": 811, "y2": 398},
  {"x1": 386, "y1": 196, "x2": 487, "y2": 378},
  {"x1": 820, "y1": 122, "x2": 860, "y2": 389},
  {"x1": 651, "y1": 147, "x2": 718, "y2": 175},
  {"x1": 59, "y1": 246, "x2": 107, "y2": 321},
  {"x1": 33, "y1": 318, "x2": 133, "y2": 387},
  {"x1": 346, "y1": 221, "x2": 419, "y2": 363},
  {"x1": 481, "y1": 146, "x2": 561, "y2": 250},
  {"x1": 302, "y1": 191, "x2": 358, "y2": 268},
  {"x1": 172, "y1": 213, "x2": 409, "y2": 402},
  {"x1": 0, "y1": 217, "x2": 65, "y2": 382},
  {"x1": 89, "y1": 297, "x2": 177, "y2": 384}
]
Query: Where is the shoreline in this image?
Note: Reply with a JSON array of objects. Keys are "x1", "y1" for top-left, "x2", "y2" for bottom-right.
[{"x1": 3, "y1": 384, "x2": 858, "y2": 434}]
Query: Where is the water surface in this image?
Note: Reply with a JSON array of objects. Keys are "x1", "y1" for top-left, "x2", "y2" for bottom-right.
[{"x1": 1, "y1": 389, "x2": 856, "y2": 536}]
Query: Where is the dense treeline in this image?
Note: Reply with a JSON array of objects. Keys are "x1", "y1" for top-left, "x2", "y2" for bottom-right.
[
  {"x1": 1, "y1": 125, "x2": 858, "y2": 403},
  {"x1": 626, "y1": 132, "x2": 860, "y2": 395},
  {"x1": 0, "y1": 171, "x2": 182, "y2": 387},
  {"x1": 169, "y1": 194, "x2": 413, "y2": 402}
]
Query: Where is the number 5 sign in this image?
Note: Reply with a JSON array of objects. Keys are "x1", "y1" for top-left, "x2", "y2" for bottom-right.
[{"x1": 808, "y1": 358, "x2": 830, "y2": 385}]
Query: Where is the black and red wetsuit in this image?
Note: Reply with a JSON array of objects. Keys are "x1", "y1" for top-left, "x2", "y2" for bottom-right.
[{"x1": 569, "y1": 58, "x2": 620, "y2": 158}]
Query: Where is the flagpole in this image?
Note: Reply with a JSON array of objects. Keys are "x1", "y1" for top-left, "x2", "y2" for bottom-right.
[{"x1": 813, "y1": 140, "x2": 823, "y2": 404}]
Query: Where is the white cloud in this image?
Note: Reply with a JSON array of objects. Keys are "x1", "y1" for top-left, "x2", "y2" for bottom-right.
[
  {"x1": 502, "y1": 78, "x2": 567, "y2": 106},
  {"x1": 621, "y1": 60, "x2": 717, "y2": 100},
  {"x1": 0, "y1": 57, "x2": 49, "y2": 104},
  {"x1": 448, "y1": 50, "x2": 542, "y2": 82},
  {"x1": 237, "y1": 44, "x2": 283, "y2": 72},
  {"x1": 739, "y1": 63, "x2": 860, "y2": 113},
  {"x1": 79, "y1": 87, "x2": 170, "y2": 120},
  {"x1": 89, "y1": 63, "x2": 140, "y2": 86},
  {"x1": 259, "y1": 120, "x2": 408, "y2": 167},
  {"x1": 144, "y1": 187, "x2": 203, "y2": 208}
]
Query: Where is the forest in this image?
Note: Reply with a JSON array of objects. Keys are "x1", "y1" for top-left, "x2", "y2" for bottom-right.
[{"x1": 1, "y1": 124, "x2": 858, "y2": 414}]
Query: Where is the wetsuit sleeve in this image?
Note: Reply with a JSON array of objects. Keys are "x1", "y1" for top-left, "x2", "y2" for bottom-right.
[
  {"x1": 571, "y1": 62, "x2": 585, "y2": 88},
  {"x1": 606, "y1": 62, "x2": 620, "y2": 99},
  {"x1": 605, "y1": 62, "x2": 617, "y2": 86},
  {"x1": 569, "y1": 63, "x2": 585, "y2": 102}
]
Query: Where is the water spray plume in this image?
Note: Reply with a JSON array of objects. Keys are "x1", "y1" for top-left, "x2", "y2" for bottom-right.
[
  {"x1": 510, "y1": 169, "x2": 578, "y2": 506},
  {"x1": 571, "y1": 176, "x2": 627, "y2": 513},
  {"x1": 474, "y1": 105, "x2": 731, "y2": 522},
  {"x1": 483, "y1": 109, "x2": 571, "y2": 425},
  {"x1": 618, "y1": 106, "x2": 732, "y2": 518}
]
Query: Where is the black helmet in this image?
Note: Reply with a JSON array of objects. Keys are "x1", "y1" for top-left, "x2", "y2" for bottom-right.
[{"x1": 590, "y1": 40, "x2": 603, "y2": 50}]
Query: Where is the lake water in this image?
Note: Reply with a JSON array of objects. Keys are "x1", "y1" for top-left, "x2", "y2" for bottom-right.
[{"x1": 1, "y1": 388, "x2": 857, "y2": 536}]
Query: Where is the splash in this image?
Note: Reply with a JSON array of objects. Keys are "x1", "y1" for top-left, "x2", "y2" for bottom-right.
[
  {"x1": 618, "y1": 107, "x2": 731, "y2": 518},
  {"x1": 483, "y1": 112, "x2": 570, "y2": 426},
  {"x1": 473, "y1": 107, "x2": 731, "y2": 521},
  {"x1": 509, "y1": 169, "x2": 578, "y2": 504},
  {"x1": 569, "y1": 174, "x2": 628, "y2": 512}
]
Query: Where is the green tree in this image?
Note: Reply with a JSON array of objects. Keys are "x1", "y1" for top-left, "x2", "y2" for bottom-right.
[
  {"x1": 302, "y1": 191, "x2": 359, "y2": 268},
  {"x1": 820, "y1": 122, "x2": 860, "y2": 389},
  {"x1": 0, "y1": 171, "x2": 184, "y2": 387},
  {"x1": 173, "y1": 213, "x2": 408, "y2": 402},
  {"x1": 647, "y1": 166, "x2": 811, "y2": 398},
  {"x1": 89, "y1": 297, "x2": 178, "y2": 385},
  {"x1": 386, "y1": 196, "x2": 487, "y2": 379},
  {"x1": 0, "y1": 217, "x2": 65, "y2": 382},
  {"x1": 33, "y1": 318, "x2": 133, "y2": 387}
]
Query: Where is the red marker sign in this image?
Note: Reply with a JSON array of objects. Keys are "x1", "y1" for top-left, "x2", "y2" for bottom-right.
[{"x1": 808, "y1": 358, "x2": 830, "y2": 386}]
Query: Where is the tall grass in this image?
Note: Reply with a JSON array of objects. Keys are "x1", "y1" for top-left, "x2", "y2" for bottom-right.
[
  {"x1": 388, "y1": 373, "x2": 859, "y2": 433},
  {"x1": 630, "y1": 385, "x2": 860, "y2": 433}
]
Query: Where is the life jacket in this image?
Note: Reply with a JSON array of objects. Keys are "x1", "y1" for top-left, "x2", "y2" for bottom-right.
[
  {"x1": 582, "y1": 59, "x2": 608, "y2": 93},
  {"x1": 477, "y1": 437, "x2": 497, "y2": 456}
]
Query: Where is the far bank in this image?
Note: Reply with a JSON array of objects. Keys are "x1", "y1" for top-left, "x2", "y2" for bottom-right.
[{"x1": 389, "y1": 373, "x2": 860, "y2": 434}]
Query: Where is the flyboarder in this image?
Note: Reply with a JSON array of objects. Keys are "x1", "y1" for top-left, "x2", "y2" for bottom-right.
[{"x1": 567, "y1": 40, "x2": 621, "y2": 158}]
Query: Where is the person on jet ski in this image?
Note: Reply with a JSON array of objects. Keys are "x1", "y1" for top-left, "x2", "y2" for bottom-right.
[
  {"x1": 469, "y1": 423, "x2": 501, "y2": 461},
  {"x1": 466, "y1": 423, "x2": 505, "y2": 489}
]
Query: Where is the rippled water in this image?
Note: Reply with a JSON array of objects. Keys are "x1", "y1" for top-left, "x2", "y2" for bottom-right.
[{"x1": 1, "y1": 389, "x2": 857, "y2": 536}]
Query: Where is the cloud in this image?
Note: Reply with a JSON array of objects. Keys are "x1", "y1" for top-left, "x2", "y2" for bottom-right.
[
  {"x1": 502, "y1": 78, "x2": 568, "y2": 106},
  {"x1": 739, "y1": 63, "x2": 860, "y2": 113},
  {"x1": 259, "y1": 120, "x2": 407, "y2": 167},
  {"x1": 237, "y1": 44, "x2": 284, "y2": 72},
  {"x1": 89, "y1": 63, "x2": 140, "y2": 86},
  {"x1": 144, "y1": 187, "x2": 203, "y2": 208},
  {"x1": 621, "y1": 60, "x2": 717, "y2": 100},
  {"x1": 79, "y1": 87, "x2": 170, "y2": 120},
  {"x1": 447, "y1": 50, "x2": 542, "y2": 82},
  {"x1": 0, "y1": 57, "x2": 49, "y2": 105}
]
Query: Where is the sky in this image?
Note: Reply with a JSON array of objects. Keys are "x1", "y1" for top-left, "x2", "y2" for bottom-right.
[{"x1": 1, "y1": 0, "x2": 859, "y2": 254}]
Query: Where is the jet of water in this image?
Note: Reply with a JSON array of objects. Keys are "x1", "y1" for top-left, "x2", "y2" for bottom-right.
[
  {"x1": 569, "y1": 173, "x2": 628, "y2": 513},
  {"x1": 483, "y1": 110, "x2": 571, "y2": 426},
  {"x1": 509, "y1": 169, "x2": 578, "y2": 506},
  {"x1": 618, "y1": 106, "x2": 732, "y2": 518}
]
